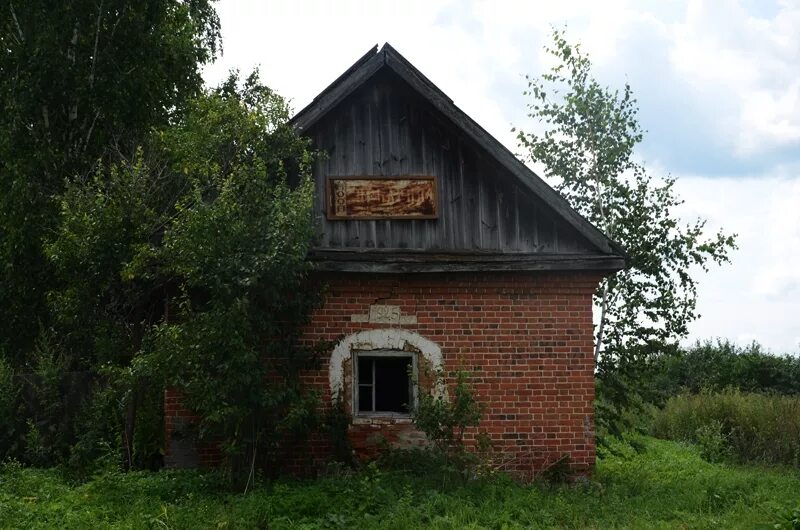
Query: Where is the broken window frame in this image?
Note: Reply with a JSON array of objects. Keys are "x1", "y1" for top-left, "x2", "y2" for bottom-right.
[{"x1": 353, "y1": 350, "x2": 417, "y2": 418}]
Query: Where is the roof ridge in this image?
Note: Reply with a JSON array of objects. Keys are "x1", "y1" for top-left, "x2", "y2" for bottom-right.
[
  {"x1": 290, "y1": 44, "x2": 380, "y2": 124},
  {"x1": 379, "y1": 43, "x2": 452, "y2": 104}
]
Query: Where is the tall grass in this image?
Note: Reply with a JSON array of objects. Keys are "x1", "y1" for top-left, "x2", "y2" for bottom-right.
[
  {"x1": 652, "y1": 390, "x2": 800, "y2": 467},
  {"x1": 2, "y1": 437, "x2": 800, "y2": 529}
]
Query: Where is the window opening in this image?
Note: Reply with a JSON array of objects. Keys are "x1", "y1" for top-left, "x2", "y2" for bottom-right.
[{"x1": 355, "y1": 352, "x2": 414, "y2": 414}]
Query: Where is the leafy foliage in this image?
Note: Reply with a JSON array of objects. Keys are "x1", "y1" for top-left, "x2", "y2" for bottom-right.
[
  {"x1": 325, "y1": 396, "x2": 354, "y2": 465},
  {"x1": 413, "y1": 369, "x2": 484, "y2": 454},
  {"x1": 515, "y1": 29, "x2": 736, "y2": 441},
  {"x1": 43, "y1": 72, "x2": 321, "y2": 480},
  {"x1": 0, "y1": 0, "x2": 221, "y2": 361},
  {"x1": 694, "y1": 420, "x2": 732, "y2": 464},
  {"x1": 646, "y1": 339, "x2": 800, "y2": 400},
  {"x1": 1, "y1": 2, "x2": 322, "y2": 481},
  {"x1": 652, "y1": 390, "x2": 800, "y2": 467},
  {"x1": 773, "y1": 502, "x2": 800, "y2": 530},
  {"x1": 0, "y1": 358, "x2": 23, "y2": 458}
]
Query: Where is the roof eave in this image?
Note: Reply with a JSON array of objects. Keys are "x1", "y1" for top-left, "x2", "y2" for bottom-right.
[{"x1": 309, "y1": 249, "x2": 625, "y2": 273}]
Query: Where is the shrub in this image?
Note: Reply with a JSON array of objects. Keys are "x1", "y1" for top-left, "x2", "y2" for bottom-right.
[
  {"x1": 412, "y1": 369, "x2": 483, "y2": 455},
  {"x1": 39, "y1": 73, "x2": 321, "y2": 484},
  {"x1": 694, "y1": 420, "x2": 731, "y2": 463},
  {"x1": 325, "y1": 396, "x2": 353, "y2": 465},
  {"x1": 652, "y1": 390, "x2": 800, "y2": 467},
  {"x1": 0, "y1": 357, "x2": 23, "y2": 458},
  {"x1": 646, "y1": 339, "x2": 800, "y2": 401}
]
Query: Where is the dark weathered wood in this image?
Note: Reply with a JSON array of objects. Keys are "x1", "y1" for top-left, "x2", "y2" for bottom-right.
[
  {"x1": 291, "y1": 47, "x2": 384, "y2": 134},
  {"x1": 382, "y1": 45, "x2": 618, "y2": 255},
  {"x1": 307, "y1": 70, "x2": 598, "y2": 256},
  {"x1": 292, "y1": 43, "x2": 627, "y2": 272},
  {"x1": 309, "y1": 250, "x2": 625, "y2": 273},
  {"x1": 326, "y1": 175, "x2": 438, "y2": 220}
]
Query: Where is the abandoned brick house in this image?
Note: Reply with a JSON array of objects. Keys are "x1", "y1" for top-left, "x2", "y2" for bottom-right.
[{"x1": 165, "y1": 43, "x2": 625, "y2": 478}]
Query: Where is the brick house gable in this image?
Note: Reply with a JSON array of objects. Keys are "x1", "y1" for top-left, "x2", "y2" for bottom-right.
[{"x1": 164, "y1": 44, "x2": 625, "y2": 478}]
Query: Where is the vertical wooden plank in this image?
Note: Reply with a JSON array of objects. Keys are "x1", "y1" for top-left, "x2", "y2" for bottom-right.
[
  {"x1": 552, "y1": 217, "x2": 559, "y2": 253},
  {"x1": 350, "y1": 88, "x2": 375, "y2": 248},
  {"x1": 330, "y1": 108, "x2": 344, "y2": 246},
  {"x1": 435, "y1": 122, "x2": 451, "y2": 249},
  {"x1": 480, "y1": 157, "x2": 500, "y2": 250},
  {"x1": 341, "y1": 99, "x2": 365, "y2": 248},
  {"x1": 461, "y1": 143, "x2": 480, "y2": 250},
  {"x1": 305, "y1": 70, "x2": 606, "y2": 257},
  {"x1": 363, "y1": 84, "x2": 378, "y2": 248},
  {"x1": 310, "y1": 126, "x2": 327, "y2": 248},
  {"x1": 513, "y1": 185, "x2": 521, "y2": 251},
  {"x1": 515, "y1": 187, "x2": 539, "y2": 252},
  {"x1": 321, "y1": 117, "x2": 343, "y2": 248},
  {"x1": 476, "y1": 153, "x2": 486, "y2": 250},
  {"x1": 396, "y1": 85, "x2": 410, "y2": 176},
  {"x1": 370, "y1": 78, "x2": 390, "y2": 247},
  {"x1": 456, "y1": 136, "x2": 467, "y2": 249},
  {"x1": 388, "y1": 81, "x2": 413, "y2": 248},
  {"x1": 419, "y1": 108, "x2": 433, "y2": 249},
  {"x1": 496, "y1": 183, "x2": 506, "y2": 251},
  {"x1": 408, "y1": 100, "x2": 421, "y2": 248},
  {"x1": 497, "y1": 173, "x2": 518, "y2": 252}
]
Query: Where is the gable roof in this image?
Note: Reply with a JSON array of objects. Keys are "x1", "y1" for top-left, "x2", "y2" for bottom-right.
[{"x1": 291, "y1": 43, "x2": 626, "y2": 262}]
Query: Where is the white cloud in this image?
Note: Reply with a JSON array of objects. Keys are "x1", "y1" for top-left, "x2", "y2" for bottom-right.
[
  {"x1": 669, "y1": 0, "x2": 800, "y2": 155},
  {"x1": 203, "y1": 0, "x2": 455, "y2": 110},
  {"x1": 673, "y1": 174, "x2": 800, "y2": 352},
  {"x1": 751, "y1": 177, "x2": 800, "y2": 298}
]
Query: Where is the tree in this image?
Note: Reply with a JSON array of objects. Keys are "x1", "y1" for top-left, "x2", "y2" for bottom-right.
[
  {"x1": 0, "y1": 0, "x2": 221, "y2": 361},
  {"x1": 515, "y1": 29, "x2": 736, "y2": 440},
  {"x1": 46, "y1": 72, "x2": 322, "y2": 481}
]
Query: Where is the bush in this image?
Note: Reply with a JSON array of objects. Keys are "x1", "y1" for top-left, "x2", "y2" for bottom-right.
[
  {"x1": 694, "y1": 420, "x2": 731, "y2": 463},
  {"x1": 0, "y1": 333, "x2": 163, "y2": 474},
  {"x1": 412, "y1": 369, "x2": 483, "y2": 454},
  {"x1": 652, "y1": 390, "x2": 800, "y2": 467},
  {"x1": 646, "y1": 339, "x2": 800, "y2": 401},
  {"x1": 325, "y1": 396, "x2": 353, "y2": 465},
  {"x1": 0, "y1": 357, "x2": 23, "y2": 458}
]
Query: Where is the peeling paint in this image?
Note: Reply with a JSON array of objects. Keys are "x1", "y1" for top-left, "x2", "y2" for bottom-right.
[{"x1": 329, "y1": 329, "x2": 443, "y2": 400}]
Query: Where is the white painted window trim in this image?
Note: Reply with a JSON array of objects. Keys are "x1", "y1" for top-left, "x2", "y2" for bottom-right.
[{"x1": 328, "y1": 329, "x2": 445, "y2": 407}]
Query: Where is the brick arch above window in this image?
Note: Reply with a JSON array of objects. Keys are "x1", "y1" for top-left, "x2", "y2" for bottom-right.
[{"x1": 328, "y1": 329, "x2": 444, "y2": 401}]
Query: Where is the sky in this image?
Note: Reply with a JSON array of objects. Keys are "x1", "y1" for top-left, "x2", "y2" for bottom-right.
[{"x1": 202, "y1": 0, "x2": 800, "y2": 354}]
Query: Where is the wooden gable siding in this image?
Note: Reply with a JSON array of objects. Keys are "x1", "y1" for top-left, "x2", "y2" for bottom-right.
[{"x1": 307, "y1": 70, "x2": 596, "y2": 255}]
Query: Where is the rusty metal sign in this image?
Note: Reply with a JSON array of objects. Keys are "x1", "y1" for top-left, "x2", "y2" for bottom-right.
[{"x1": 326, "y1": 176, "x2": 438, "y2": 220}]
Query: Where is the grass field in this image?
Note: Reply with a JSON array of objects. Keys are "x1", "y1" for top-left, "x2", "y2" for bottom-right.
[{"x1": 1, "y1": 436, "x2": 798, "y2": 529}]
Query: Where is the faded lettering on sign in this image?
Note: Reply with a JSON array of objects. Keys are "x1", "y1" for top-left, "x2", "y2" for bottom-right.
[{"x1": 326, "y1": 176, "x2": 437, "y2": 219}]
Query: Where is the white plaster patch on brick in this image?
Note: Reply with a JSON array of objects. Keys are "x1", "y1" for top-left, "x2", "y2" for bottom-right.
[
  {"x1": 329, "y1": 329, "x2": 443, "y2": 400},
  {"x1": 369, "y1": 304, "x2": 400, "y2": 323},
  {"x1": 350, "y1": 304, "x2": 417, "y2": 324}
]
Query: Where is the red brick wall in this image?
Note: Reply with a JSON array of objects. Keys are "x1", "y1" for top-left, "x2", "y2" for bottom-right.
[
  {"x1": 164, "y1": 270, "x2": 604, "y2": 479},
  {"x1": 164, "y1": 389, "x2": 221, "y2": 468},
  {"x1": 304, "y1": 271, "x2": 601, "y2": 478}
]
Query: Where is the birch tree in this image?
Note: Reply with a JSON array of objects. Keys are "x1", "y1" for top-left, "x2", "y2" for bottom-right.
[{"x1": 516, "y1": 30, "x2": 736, "y2": 439}]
